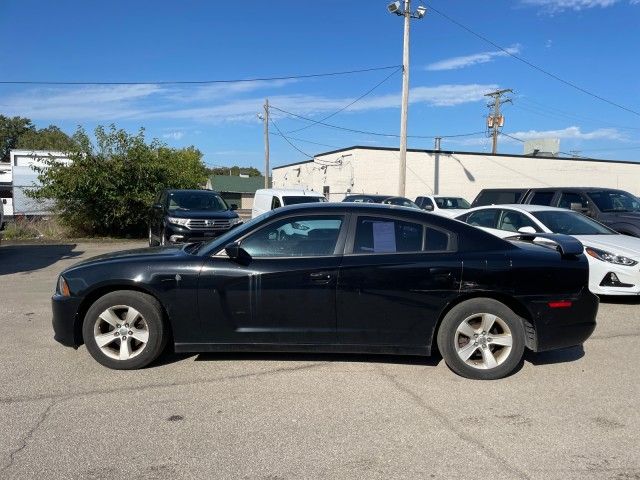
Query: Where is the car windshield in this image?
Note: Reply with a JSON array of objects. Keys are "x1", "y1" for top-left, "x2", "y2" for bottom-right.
[
  {"x1": 168, "y1": 191, "x2": 229, "y2": 211},
  {"x1": 532, "y1": 210, "x2": 617, "y2": 235},
  {"x1": 282, "y1": 196, "x2": 326, "y2": 206},
  {"x1": 435, "y1": 197, "x2": 470, "y2": 209},
  {"x1": 587, "y1": 190, "x2": 640, "y2": 213},
  {"x1": 187, "y1": 213, "x2": 270, "y2": 255}
]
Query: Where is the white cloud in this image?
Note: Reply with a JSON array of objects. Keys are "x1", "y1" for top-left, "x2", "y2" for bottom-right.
[
  {"x1": 506, "y1": 126, "x2": 626, "y2": 141},
  {"x1": 521, "y1": 0, "x2": 637, "y2": 12},
  {"x1": 426, "y1": 46, "x2": 521, "y2": 71},
  {"x1": 0, "y1": 82, "x2": 497, "y2": 124},
  {"x1": 162, "y1": 131, "x2": 184, "y2": 140}
]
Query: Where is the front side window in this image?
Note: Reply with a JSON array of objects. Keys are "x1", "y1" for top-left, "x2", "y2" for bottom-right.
[
  {"x1": 241, "y1": 215, "x2": 343, "y2": 257},
  {"x1": 466, "y1": 209, "x2": 499, "y2": 229},
  {"x1": 558, "y1": 192, "x2": 587, "y2": 210},
  {"x1": 497, "y1": 210, "x2": 539, "y2": 233}
]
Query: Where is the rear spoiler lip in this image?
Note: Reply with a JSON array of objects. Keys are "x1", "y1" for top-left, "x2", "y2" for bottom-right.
[{"x1": 506, "y1": 233, "x2": 584, "y2": 257}]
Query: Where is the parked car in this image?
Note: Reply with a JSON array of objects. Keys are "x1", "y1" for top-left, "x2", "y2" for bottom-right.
[
  {"x1": 52, "y1": 203, "x2": 597, "y2": 380},
  {"x1": 343, "y1": 194, "x2": 420, "y2": 209},
  {"x1": 472, "y1": 187, "x2": 640, "y2": 237},
  {"x1": 252, "y1": 188, "x2": 326, "y2": 218},
  {"x1": 456, "y1": 204, "x2": 640, "y2": 295},
  {"x1": 471, "y1": 188, "x2": 529, "y2": 207},
  {"x1": 148, "y1": 189, "x2": 242, "y2": 246},
  {"x1": 415, "y1": 195, "x2": 471, "y2": 217}
]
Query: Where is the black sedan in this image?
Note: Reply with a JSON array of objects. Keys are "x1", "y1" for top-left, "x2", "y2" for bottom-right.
[{"x1": 52, "y1": 203, "x2": 598, "y2": 380}]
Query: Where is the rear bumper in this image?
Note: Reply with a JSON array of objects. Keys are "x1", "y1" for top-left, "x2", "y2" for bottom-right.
[
  {"x1": 52, "y1": 294, "x2": 82, "y2": 347},
  {"x1": 523, "y1": 289, "x2": 599, "y2": 352}
]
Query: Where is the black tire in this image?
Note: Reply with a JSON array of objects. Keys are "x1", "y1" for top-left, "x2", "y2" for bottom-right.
[
  {"x1": 437, "y1": 298, "x2": 525, "y2": 380},
  {"x1": 159, "y1": 227, "x2": 167, "y2": 246},
  {"x1": 82, "y1": 290, "x2": 168, "y2": 370},
  {"x1": 148, "y1": 227, "x2": 159, "y2": 247}
]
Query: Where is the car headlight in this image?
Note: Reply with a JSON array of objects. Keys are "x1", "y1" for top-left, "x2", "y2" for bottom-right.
[
  {"x1": 586, "y1": 247, "x2": 638, "y2": 266},
  {"x1": 58, "y1": 276, "x2": 71, "y2": 297},
  {"x1": 229, "y1": 217, "x2": 242, "y2": 226},
  {"x1": 167, "y1": 217, "x2": 189, "y2": 226}
]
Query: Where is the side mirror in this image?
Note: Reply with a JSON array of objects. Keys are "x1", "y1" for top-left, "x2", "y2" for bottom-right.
[
  {"x1": 224, "y1": 242, "x2": 251, "y2": 264},
  {"x1": 569, "y1": 202, "x2": 589, "y2": 213},
  {"x1": 518, "y1": 226, "x2": 537, "y2": 234},
  {"x1": 152, "y1": 203, "x2": 163, "y2": 210},
  {"x1": 423, "y1": 204, "x2": 434, "y2": 211},
  {"x1": 230, "y1": 204, "x2": 238, "y2": 210}
]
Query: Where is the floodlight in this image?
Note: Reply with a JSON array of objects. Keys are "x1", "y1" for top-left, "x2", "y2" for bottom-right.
[
  {"x1": 387, "y1": 1, "x2": 401, "y2": 14},
  {"x1": 415, "y1": 5, "x2": 427, "y2": 18}
]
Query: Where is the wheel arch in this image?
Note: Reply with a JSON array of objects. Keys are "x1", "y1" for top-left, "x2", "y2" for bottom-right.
[
  {"x1": 430, "y1": 292, "x2": 536, "y2": 354},
  {"x1": 73, "y1": 284, "x2": 174, "y2": 347}
]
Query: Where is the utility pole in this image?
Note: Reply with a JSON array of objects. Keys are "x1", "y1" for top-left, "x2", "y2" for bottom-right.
[
  {"x1": 433, "y1": 136, "x2": 441, "y2": 195},
  {"x1": 387, "y1": 0, "x2": 426, "y2": 196},
  {"x1": 398, "y1": 0, "x2": 411, "y2": 197},
  {"x1": 485, "y1": 89, "x2": 512, "y2": 154},
  {"x1": 260, "y1": 99, "x2": 270, "y2": 188}
]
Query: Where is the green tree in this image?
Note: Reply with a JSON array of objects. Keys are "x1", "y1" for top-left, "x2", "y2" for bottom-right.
[
  {"x1": 0, "y1": 115, "x2": 35, "y2": 161},
  {"x1": 30, "y1": 124, "x2": 208, "y2": 236},
  {"x1": 16, "y1": 125, "x2": 77, "y2": 152},
  {"x1": 207, "y1": 166, "x2": 262, "y2": 177}
]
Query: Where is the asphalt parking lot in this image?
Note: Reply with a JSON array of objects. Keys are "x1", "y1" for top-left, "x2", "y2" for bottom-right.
[{"x1": 0, "y1": 241, "x2": 639, "y2": 480}]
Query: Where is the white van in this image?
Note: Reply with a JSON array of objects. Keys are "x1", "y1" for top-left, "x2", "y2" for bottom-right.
[{"x1": 252, "y1": 188, "x2": 327, "y2": 218}]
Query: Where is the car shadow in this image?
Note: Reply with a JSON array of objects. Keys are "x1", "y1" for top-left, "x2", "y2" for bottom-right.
[
  {"x1": 0, "y1": 243, "x2": 83, "y2": 275},
  {"x1": 598, "y1": 295, "x2": 640, "y2": 305},
  {"x1": 153, "y1": 350, "x2": 442, "y2": 368},
  {"x1": 524, "y1": 344, "x2": 584, "y2": 365}
]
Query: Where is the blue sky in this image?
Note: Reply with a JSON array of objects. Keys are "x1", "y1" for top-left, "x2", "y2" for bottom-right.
[{"x1": 2, "y1": 0, "x2": 640, "y2": 169}]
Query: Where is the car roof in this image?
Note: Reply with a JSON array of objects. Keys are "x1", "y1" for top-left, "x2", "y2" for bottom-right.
[
  {"x1": 272, "y1": 201, "x2": 434, "y2": 216},
  {"x1": 256, "y1": 188, "x2": 324, "y2": 196},
  {"x1": 167, "y1": 189, "x2": 221, "y2": 195},
  {"x1": 463, "y1": 204, "x2": 570, "y2": 213},
  {"x1": 344, "y1": 194, "x2": 393, "y2": 200}
]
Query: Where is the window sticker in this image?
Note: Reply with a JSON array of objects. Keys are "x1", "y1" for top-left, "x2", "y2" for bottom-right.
[{"x1": 372, "y1": 221, "x2": 397, "y2": 253}]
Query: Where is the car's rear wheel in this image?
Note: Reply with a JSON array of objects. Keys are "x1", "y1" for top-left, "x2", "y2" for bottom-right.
[
  {"x1": 82, "y1": 291, "x2": 168, "y2": 370},
  {"x1": 148, "y1": 227, "x2": 159, "y2": 247},
  {"x1": 437, "y1": 298, "x2": 525, "y2": 380}
]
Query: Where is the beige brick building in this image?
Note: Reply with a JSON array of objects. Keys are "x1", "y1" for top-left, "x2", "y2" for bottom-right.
[{"x1": 272, "y1": 147, "x2": 640, "y2": 202}]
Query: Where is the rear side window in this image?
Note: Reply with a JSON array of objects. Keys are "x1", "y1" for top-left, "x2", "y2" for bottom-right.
[
  {"x1": 466, "y1": 209, "x2": 499, "y2": 228},
  {"x1": 271, "y1": 196, "x2": 282, "y2": 209},
  {"x1": 474, "y1": 190, "x2": 524, "y2": 206},
  {"x1": 352, "y1": 217, "x2": 453, "y2": 254},
  {"x1": 529, "y1": 191, "x2": 555, "y2": 206}
]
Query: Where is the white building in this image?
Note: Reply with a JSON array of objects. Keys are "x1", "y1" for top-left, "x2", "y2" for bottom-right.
[
  {"x1": 2, "y1": 149, "x2": 72, "y2": 216},
  {"x1": 272, "y1": 146, "x2": 640, "y2": 202}
]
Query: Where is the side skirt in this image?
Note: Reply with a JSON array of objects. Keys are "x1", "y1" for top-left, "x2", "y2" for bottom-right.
[{"x1": 174, "y1": 342, "x2": 431, "y2": 356}]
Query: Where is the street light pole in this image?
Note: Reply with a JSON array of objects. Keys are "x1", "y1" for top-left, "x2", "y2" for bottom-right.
[
  {"x1": 388, "y1": 1, "x2": 425, "y2": 197},
  {"x1": 398, "y1": 0, "x2": 410, "y2": 197}
]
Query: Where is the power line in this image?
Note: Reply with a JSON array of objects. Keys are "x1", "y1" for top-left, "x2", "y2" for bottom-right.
[
  {"x1": 425, "y1": 3, "x2": 640, "y2": 117},
  {"x1": 285, "y1": 66, "x2": 402, "y2": 134},
  {"x1": 269, "y1": 133, "x2": 340, "y2": 150},
  {"x1": 271, "y1": 105, "x2": 486, "y2": 139},
  {"x1": 269, "y1": 116, "x2": 313, "y2": 159},
  {"x1": 0, "y1": 65, "x2": 403, "y2": 86}
]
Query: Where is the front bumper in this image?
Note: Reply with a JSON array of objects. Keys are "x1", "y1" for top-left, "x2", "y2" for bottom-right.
[
  {"x1": 588, "y1": 261, "x2": 640, "y2": 296},
  {"x1": 523, "y1": 288, "x2": 599, "y2": 352},
  {"x1": 165, "y1": 222, "x2": 241, "y2": 244},
  {"x1": 52, "y1": 294, "x2": 83, "y2": 347}
]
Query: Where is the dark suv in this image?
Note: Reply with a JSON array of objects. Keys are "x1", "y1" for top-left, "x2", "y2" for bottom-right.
[
  {"x1": 472, "y1": 187, "x2": 640, "y2": 237},
  {"x1": 149, "y1": 189, "x2": 242, "y2": 246}
]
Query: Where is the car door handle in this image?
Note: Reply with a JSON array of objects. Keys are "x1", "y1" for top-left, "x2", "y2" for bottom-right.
[
  {"x1": 429, "y1": 267, "x2": 452, "y2": 277},
  {"x1": 309, "y1": 272, "x2": 333, "y2": 284}
]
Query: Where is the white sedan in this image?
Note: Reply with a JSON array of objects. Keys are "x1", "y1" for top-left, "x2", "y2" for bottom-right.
[{"x1": 455, "y1": 204, "x2": 640, "y2": 296}]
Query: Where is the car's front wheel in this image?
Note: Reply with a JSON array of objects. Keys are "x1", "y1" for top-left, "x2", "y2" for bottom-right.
[
  {"x1": 437, "y1": 298, "x2": 525, "y2": 380},
  {"x1": 82, "y1": 291, "x2": 168, "y2": 370}
]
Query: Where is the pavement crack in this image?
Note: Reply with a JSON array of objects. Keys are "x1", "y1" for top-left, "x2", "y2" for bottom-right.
[
  {"x1": 0, "y1": 361, "x2": 327, "y2": 405},
  {"x1": 0, "y1": 399, "x2": 56, "y2": 474},
  {"x1": 377, "y1": 366, "x2": 531, "y2": 480}
]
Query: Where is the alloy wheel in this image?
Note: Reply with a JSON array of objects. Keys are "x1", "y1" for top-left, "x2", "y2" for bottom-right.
[
  {"x1": 454, "y1": 313, "x2": 513, "y2": 370},
  {"x1": 93, "y1": 305, "x2": 149, "y2": 361}
]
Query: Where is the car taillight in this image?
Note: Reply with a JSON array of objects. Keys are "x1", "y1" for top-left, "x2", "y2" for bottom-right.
[{"x1": 548, "y1": 300, "x2": 572, "y2": 308}]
